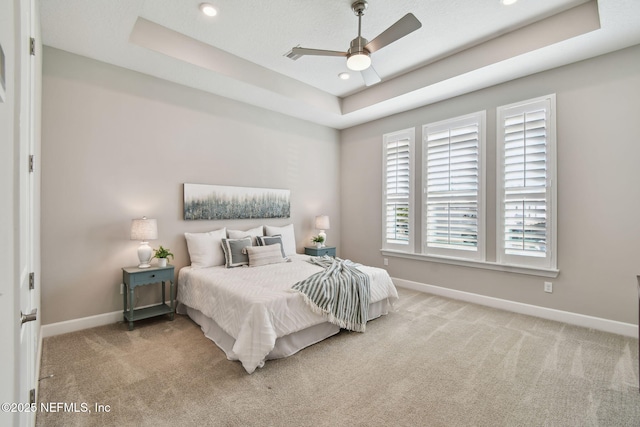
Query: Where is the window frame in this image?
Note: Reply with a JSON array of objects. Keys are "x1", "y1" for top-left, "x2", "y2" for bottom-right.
[
  {"x1": 496, "y1": 94, "x2": 557, "y2": 269},
  {"x1": 381, "y1": 128, "x2": 415, "y2": 251},
  {"x1": 421, "y1": 111, "x2": 486, "y2": 261}
]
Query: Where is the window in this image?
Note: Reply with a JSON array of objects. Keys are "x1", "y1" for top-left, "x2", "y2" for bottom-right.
[
  {"x1": 497, "y1": 95, "x2": 556, "y2": 269},
  {"x1": 382, "y1": 128, "x2": 415, "y2": 250},
  {"x1": 380, "y1": 94, "x2": 558, "y2": 277},
  {"x1": 422, "y1": 112, "x2": 486, "y2": 260}
]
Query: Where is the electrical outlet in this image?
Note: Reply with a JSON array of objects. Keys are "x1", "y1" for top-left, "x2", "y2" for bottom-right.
[
  {"x1": 544, "y1": 281, "x2": 553, "y2": 293},
  {"x1": 383, "y1": 258, "x2": 389, "y2": 266},
  {"x1": 120, "y1": 283, "x2": 124, "y2": 295}
]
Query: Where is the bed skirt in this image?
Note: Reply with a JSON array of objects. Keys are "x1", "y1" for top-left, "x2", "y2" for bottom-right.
[{"x1": 177, "y1": 297, "x2": 394, "y2": 367}]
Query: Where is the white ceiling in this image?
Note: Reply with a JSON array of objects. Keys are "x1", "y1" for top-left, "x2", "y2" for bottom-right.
[{"x1": 39, "y1": 0, "x2": 640, "y2": 129}]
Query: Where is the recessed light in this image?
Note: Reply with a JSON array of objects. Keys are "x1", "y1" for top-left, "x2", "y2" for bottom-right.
[
  {"x1": 338, "y1": 72, "x2": 350, "y2": 80},
  {"x1": 199, "y1": 3, "x2": 217, "y2": 17},
  {"x1": 501, "y1": 0, "x2": 518, "y2": 5}
]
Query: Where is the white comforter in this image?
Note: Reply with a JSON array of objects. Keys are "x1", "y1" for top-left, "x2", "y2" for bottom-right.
[{"x1": 177, "y1": 255, "x2": 398, "y2": 373}]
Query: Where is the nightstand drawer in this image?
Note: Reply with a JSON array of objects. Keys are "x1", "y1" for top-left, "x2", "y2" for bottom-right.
[
  {"x1": 123, "y1": 267, "x2": 173, "y2": 286},
  {"x1": 304, "y1": 246, "x2": 336, "y2": 257}
]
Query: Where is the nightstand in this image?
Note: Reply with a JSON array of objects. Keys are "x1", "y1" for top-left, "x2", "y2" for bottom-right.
[
  {"x1": 122, "y1": 265, "x2": 175, "y2": 331},
  {"x1": 304, "y1": 246, "x2": 336, "y2": 257}
]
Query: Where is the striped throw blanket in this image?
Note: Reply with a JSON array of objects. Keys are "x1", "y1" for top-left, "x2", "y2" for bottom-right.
[{"x1": 292, "y1": 256, "x2": 370, "y2": 332}]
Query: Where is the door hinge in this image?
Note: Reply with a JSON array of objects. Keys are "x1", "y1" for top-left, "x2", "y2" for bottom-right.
[
  {"x1": 29, "y1": 155, "x2": 34, "y2": 173},
  {"x1": 29, "y1": 389, "x2": 35, "y2": 405},
  {"x1": 29, "y1": 272, "x2": 35, "y2": 290},
  {"x1": 30, "y1": 37, "x2": 36, "y2": 56}
]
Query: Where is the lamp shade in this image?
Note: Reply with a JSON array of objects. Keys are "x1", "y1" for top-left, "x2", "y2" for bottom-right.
[
  {"x1": 130, "y1": 217, "x2": 158, "y2": 241},
  {"x1": 315, "y1": 215, "x2": 330, "y2": 230}
]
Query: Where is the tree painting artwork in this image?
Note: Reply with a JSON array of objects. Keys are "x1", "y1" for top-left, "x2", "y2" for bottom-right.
[{"x1": 184, "y1": 183, "x2": 290, "y2": 220}]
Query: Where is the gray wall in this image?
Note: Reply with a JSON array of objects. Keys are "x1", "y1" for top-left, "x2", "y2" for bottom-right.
[
  {"x1": 340, "y1": 45, "x2": 640, "y2": 324},
  {"x1": 41, "y1": 44, "x2": 640, "y2": 326},
  {"x1": 41, "y1": 47, "x2": 340, "y2": 325}
]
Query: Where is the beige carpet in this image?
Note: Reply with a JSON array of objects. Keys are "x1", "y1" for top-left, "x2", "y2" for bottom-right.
[{"x1": 37, "y1": 288, "x2": 640, "y2": 426}]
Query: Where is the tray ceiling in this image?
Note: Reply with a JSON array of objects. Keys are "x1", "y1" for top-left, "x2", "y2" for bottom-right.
[{"x1": 40, "y1": 0, "x2": 640, "y2": 129}]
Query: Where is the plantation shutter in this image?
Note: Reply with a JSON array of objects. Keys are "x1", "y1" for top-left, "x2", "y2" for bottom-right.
[
  {"x1": 498, "y1": 95, "x2": 556, "y2": 268},
  {"x1": 383, "y1": 129, "x2": 414, "y2": 248},
  {"x1": 423, "y1": 113, "x2": 484, "y2": 259}
]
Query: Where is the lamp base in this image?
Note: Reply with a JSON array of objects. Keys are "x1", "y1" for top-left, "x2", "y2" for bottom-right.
[
  {"x1": 137, "y1": 241, "x2": 153, "y2": 269},
  {"x1": 318, "y1": 230, "x2": 327, "y2": 248}
]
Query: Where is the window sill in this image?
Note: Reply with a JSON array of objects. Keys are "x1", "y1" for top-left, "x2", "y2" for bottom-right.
[{"x1": 380, "y1": 249, "x2": 559, "y2": 278}]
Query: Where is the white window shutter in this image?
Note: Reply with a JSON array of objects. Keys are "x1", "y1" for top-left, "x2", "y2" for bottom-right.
[
  {"x1": 498, "y1": 95, "x2": 556, "y2": 268},
  {"x1": 422, "y1": 112, "x2": 485, "y2": 260},
  {"x1": 383, "y1": 129, "x2": 414, "y2": 250}
]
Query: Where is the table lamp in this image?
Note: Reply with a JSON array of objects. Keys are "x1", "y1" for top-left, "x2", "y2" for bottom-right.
[
  {"x1": 315, "y1": 215, "x2": 330, "y2": 248},
  {"x1": 130, "y1": 217, "x2": 158, "y2": 268}
]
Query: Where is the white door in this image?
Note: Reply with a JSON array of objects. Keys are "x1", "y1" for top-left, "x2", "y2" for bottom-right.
[{"x1": 17, "y1": 0, "x2": 39, "y2": 425}]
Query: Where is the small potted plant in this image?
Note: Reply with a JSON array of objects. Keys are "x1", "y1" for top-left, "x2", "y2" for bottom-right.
[
  {"x1": 311, "y1": 235, "x2": 325, "y2": 249},
  {"x1": 153, "y1": 245, "x2": 174, "y2": 267}
]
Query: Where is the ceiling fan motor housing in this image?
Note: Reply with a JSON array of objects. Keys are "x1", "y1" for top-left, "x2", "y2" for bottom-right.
[{"x1": 348, "y1": 36, "x2": 369, "y2": 57}]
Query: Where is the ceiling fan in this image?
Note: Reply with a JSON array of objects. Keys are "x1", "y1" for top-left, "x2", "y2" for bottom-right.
[{"x1": 286, "y1": 0, "x2": 422, "y2": 86}]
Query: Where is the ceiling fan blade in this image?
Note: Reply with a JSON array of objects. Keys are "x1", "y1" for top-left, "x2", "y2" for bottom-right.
[
  {"x1": 361, "y1": 65, "x2": 381, "y2": 86},
  {"x1": 364, "y1": 13, "x2": 422, "y2": 53},
  {"x1": 289, "y1": 47, "x2": 348, "y2": 59}
]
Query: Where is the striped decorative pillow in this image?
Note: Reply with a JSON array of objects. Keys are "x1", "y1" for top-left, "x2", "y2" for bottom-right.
[{"x1": 245, "y1": 244, "x2": 288, "y2": 267}]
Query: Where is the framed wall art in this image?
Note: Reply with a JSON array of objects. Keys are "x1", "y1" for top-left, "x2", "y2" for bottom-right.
[{"x1": 183, "y1": 183, "x2": 290, "y2": 220}]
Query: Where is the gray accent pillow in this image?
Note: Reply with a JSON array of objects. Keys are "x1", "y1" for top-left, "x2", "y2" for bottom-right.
[
  {"x1": 221, "y1": 237, "x2": 252, "y2": 268},
  {"x1": 256, "y1": 235, "x2": 286, "y2": 258}
]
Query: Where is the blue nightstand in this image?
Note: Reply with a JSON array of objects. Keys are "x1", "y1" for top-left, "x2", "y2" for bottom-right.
[
  {"x1": 304, "y1": 246, "x2": 336, "y2": 257},
  {"x1": 122, "y1": 265, "x2": 175, "y2": 331}
]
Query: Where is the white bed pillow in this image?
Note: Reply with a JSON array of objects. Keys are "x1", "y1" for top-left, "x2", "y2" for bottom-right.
[
  {"x1": 227, "y1": 226, "x2": 264, "y2": 246},
  {"x1": 184, "y1": 228, "x2": 226, "y2": 268},
  {"x1": 265, "y1": 224, "x2": 296, "y2": 256},
  {"x1": 245, "y1": 244, "x2": 288, "y2": 267}
]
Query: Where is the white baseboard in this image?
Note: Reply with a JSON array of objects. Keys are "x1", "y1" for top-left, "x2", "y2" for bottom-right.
[
  {"x1": 394, "y1": 278, "x2": 638, "y2": 338},
  {"x1": 41, "y1": 284, "x2": 637, "y2": 339},
  {"x1": 41, "y1": 309, "x2": 124, "y2": 338},
  {"x1": 40, "y1": 301, "x2": 172, "y2": 338}
]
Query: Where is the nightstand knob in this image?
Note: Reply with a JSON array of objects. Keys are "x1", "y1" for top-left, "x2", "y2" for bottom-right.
[{"x1": 151, "y1": 274, "x2": 155, "y2": 278}]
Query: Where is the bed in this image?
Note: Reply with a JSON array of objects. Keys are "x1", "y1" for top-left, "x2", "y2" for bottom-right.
[{"x1": 177, "y1": 247, "x2": 398, "y2": 374}]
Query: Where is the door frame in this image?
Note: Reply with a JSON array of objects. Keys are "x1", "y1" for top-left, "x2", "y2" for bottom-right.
[{"x1": 18, "y1": 1, "x2": 41, "y2": 426}]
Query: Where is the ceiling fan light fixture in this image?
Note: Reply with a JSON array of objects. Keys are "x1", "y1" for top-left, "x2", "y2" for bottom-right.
[
  {"x1": 199, "y1": 3, "x2": 217, "y2": 17},
  {"x1": 347, "y1": 53, "x2": 371, "y2": 71}
]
